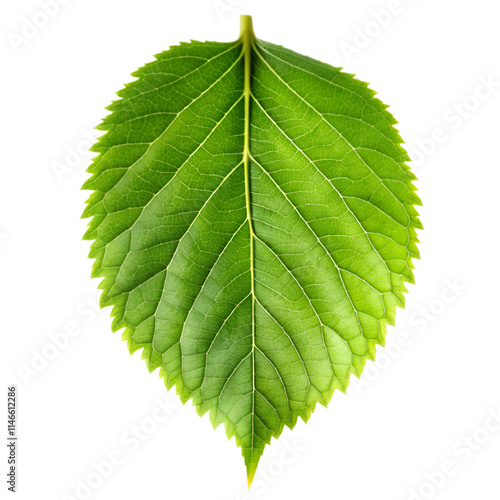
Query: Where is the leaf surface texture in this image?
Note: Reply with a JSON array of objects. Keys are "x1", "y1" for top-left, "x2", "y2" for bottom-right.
[{"x1": 83, "y1": 16, "x2": 421, "y2": 483}]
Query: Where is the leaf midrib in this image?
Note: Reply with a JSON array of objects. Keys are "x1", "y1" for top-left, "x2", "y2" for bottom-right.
[{"x1": 241, "y1": 15, "x2": 257, "y2": 478}]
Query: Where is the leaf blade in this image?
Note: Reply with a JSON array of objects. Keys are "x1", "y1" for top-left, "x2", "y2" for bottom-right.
[{"x1": 83, "y1": 15, "x2": 420, "y2": 484}]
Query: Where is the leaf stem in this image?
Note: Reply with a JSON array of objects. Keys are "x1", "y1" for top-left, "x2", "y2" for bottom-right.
[{"x1": 239, "y1": 14, "x2": 255, "y2": 42}]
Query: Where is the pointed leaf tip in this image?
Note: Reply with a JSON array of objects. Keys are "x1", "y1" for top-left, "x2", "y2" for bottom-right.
[{"x1": 247, "y1": 462, "x2": 257, "y2": 488}]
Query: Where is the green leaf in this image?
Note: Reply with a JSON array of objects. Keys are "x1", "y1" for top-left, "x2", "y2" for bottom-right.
[{"x1": 82, "y1": 15, "x2": 421, "y2": 485}]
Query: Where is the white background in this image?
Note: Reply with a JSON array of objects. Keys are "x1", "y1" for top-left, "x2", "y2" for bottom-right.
[{"x1": 1, "y1": 0, "x2": 500, "y2": 499}]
